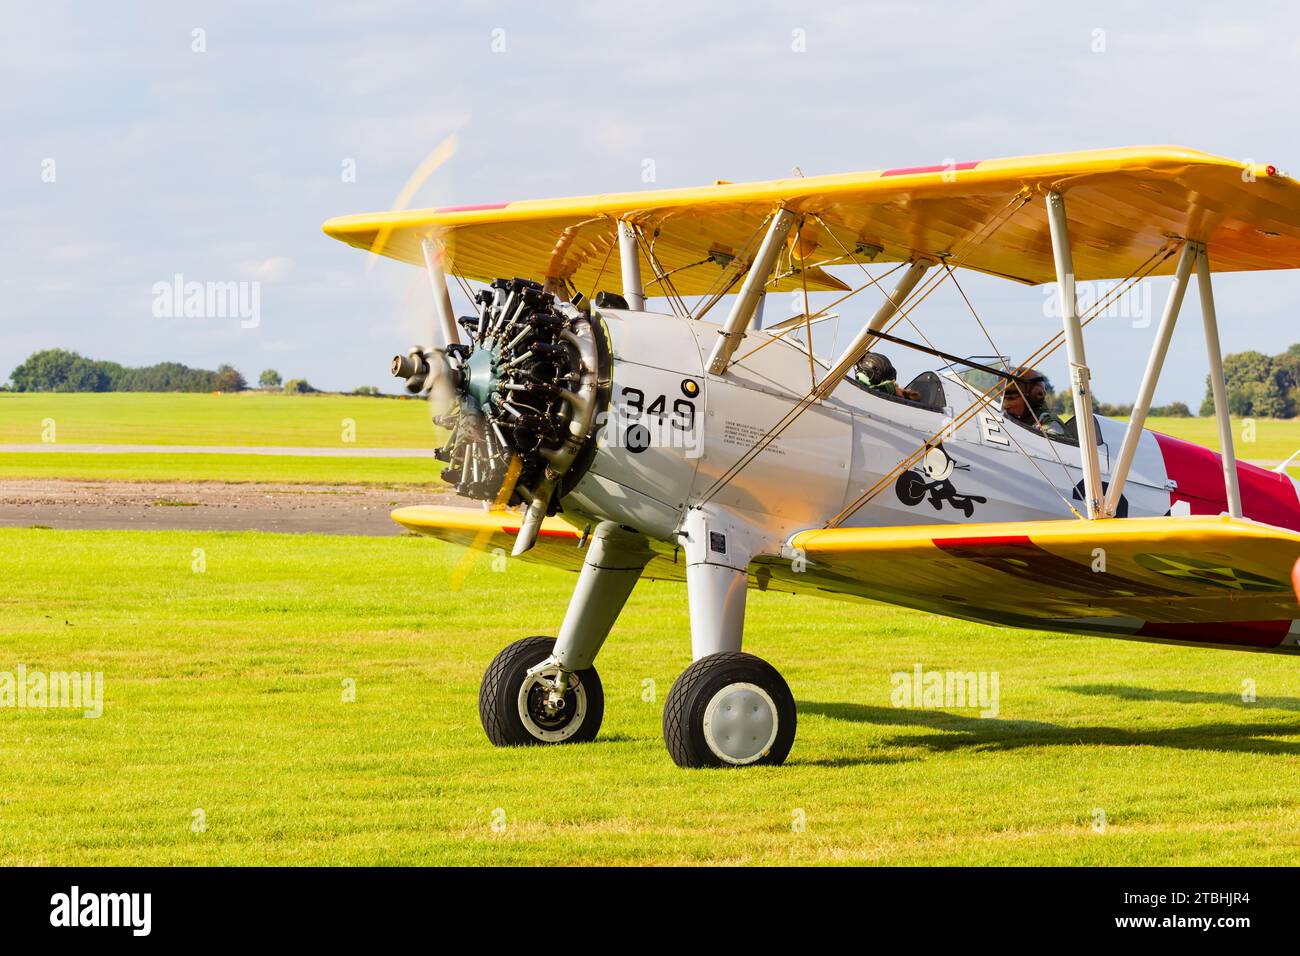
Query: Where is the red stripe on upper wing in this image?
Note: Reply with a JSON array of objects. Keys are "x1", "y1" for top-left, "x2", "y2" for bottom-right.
[
  {"x1": 434, "y1": 202, "x2": 510, "y2": 213},
  {"x1": 881, "y1": 161, "x2": 980, "y2": 177}
]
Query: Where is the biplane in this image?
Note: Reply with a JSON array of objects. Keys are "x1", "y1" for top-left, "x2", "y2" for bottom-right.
[{"x1": 324, "y1": 146, "x2": 1300, "y2": 768}]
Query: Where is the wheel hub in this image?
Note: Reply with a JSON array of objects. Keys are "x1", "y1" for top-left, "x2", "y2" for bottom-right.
[
  {"x1": 702, "y1": 682, "x2": 779, "y2": 765},
  {"x1": 518, "y1": 666, "x2": 587, "y2": 741}
]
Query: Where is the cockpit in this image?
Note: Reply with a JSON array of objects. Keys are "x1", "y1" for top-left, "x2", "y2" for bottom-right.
[
  {"x1": 761, "y1": 315, "x2": 1095, "y2": 445},
  {"x1": 848, "y1": 349, "x2": 1097, "y2": 447},
  {"x1": 845, "y1": 363, "x2": 948, "y2": 411}
]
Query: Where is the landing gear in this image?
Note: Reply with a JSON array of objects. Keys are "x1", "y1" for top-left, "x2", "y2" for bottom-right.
[
  {"x1": 478, "y1": 523, "x2": 649, "y2": 750},
  {"x1": 662, "y1": 652, "x2": 796, "y2": 768},
  {"x1": 476, "y1": 509, "x2": 799, "y2": 767},
  {"x1": 479, "y1": 636, "x2": 604, "y2": 746}
]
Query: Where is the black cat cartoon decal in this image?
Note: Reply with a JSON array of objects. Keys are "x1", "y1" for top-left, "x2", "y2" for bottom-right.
[{"x1": 894, "y1": 443, "x2": 988, "y2": 518}]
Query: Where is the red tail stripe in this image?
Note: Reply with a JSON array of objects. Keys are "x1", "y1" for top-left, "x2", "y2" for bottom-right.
[{"x1": 1152, "y1": 432, "x2": 1300, "y2": 531}]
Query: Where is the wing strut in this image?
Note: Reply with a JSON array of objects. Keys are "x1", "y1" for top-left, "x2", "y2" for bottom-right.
[
  {"x1": 1197, "y1": 243, "x2": 1244, "y2": 517},
  {"x1": 829, "y1": 260, "x2": 931, "y2": 372},
  {"x1": 617, "y1": 220, "x2": 646, "y2": 311},
  {"x1": 420, "y1": 237, "x2": 461, "y2": 348},
  {"x1": 706, "y1": 208, "x2": 797, "y2": 373},
  {"x1": 696, "y1": 257, "x2": 932, "y2": 506},
  {"x1": 1045, "y1": 190, "x2": 1105, "y2": 518},
  {"x1": 1101, "y1": 240, "x2": 1243, "y2": 518},
  {"x1": 826, "y1": 237, "x2": 1180, "y2": 528},
  {"x1": 1104, "y1": 242, "x2": 1195, "y2": 515}
]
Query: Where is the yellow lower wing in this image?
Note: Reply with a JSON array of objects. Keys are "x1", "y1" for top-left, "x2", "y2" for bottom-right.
[
  {"x1": 392, "y1": 505, "x2": 586, "y2": 571},
  {"x1": 395, "y1": 505, "x2": 698, "y2": 584},
  {"x1": 787, "y1": 515, "x2": 1300, "y2": 652},
  {"x1": 395, "y1": 506, "x2": 1300, "y2": 652}
]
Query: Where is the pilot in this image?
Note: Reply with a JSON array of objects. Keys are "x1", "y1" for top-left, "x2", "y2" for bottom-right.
[
  {"x1": 854, "y1": 353, "x2": 920, "y2": 401},
  {"x1": 1003, "y1": 366, "x2": 1066, "y2": 436}
]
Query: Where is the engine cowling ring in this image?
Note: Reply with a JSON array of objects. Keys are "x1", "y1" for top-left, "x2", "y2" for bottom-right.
[{"x1": 427, "y1": 278, "x2": 610, "y2": 513}]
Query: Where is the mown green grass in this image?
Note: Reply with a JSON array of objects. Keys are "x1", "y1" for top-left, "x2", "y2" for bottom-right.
[
  {"x1": 2, "y1": 528, "x2": 1298, "y2": 866},
  {"x1": 1131, "y1": 416, "x2": 1300, "y2": 462},
  {"x1": 0, "y1": 392, "x2": 444, "y2": 484},
  {"x1": 0, "y1": 392, "x2": 433, "y2": 447},
  {"x1": 0, "y1": 452, "x2": 438, "y2": 485}
]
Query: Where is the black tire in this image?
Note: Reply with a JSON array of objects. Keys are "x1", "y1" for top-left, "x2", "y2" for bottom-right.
[
  {"x1": 662, "y1": 652, "x2": 796, "y2": 768},
  {"x1": 479, "y1": 636, "x2": 604, "y2": 747}
]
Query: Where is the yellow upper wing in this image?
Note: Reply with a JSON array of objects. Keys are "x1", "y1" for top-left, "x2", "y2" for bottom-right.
[
  {"x1": 324, "y1": 146, "x2": 1300, "y2": 293},
  {"x1": 785, "y1": 515, "x2": 1300, "y2": 650}
]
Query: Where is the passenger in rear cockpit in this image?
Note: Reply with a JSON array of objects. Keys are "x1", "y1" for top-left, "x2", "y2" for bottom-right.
[
  {"x1": 1002, "y1": 366, "x2": 1066, "y2": 436},
  {"x1": 854, "y1": 353, "x2": 920, "y2": 401}
]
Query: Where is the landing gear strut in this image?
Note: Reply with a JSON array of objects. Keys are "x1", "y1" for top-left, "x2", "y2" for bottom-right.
[{"x1": 478, "y1": 522, "x2": 650, "y2": 748}]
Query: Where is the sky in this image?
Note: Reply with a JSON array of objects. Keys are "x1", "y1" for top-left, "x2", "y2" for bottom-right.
[{"x1": 4, "y1": 0, "x2": 1300, "y2": 405}]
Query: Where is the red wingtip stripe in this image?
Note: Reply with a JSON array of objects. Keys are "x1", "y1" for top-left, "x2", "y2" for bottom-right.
[
  {"x1": 881, "y1": 161, "x2": 979, "y2": 178},
  {"x1": 434, "y1": 202, "x2": 510, "y2": 213}
]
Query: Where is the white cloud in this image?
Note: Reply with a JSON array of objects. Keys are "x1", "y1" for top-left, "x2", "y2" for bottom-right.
[{"x1": 240, "y1": 257, "x2": 293, "y2": 281}]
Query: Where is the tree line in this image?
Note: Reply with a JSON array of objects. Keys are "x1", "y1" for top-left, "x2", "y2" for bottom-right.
[
  {"x1": 5, "y1": 349, "x2": 247, "y2": 393},
  {"x1": 1036, "y1": 344, "x2": 1300, "y2": 419},
  {"x1": 1199, "y1": 344, "x2": 1300, "y2": 418},
  {"x1": 1043, "y1": 392, "x2": 1192, "y2": 419},
  {"x1": 0, "y1": 349, "x2": 384, "y2": 396}
]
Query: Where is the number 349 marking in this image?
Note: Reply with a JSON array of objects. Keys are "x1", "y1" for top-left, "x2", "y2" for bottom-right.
[{"x1": 620, "y1": 387, "x2": 695, "y2": 430}]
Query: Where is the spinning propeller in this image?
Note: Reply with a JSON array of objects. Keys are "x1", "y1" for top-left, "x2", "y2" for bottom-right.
[{"x1": 377, "y1": 138, "x2": 608, "y2": 579}]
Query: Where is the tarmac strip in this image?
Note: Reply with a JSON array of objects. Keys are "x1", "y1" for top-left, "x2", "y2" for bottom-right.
[
  {"x1": 0, "y1": 444, "x2": 436, "y2": 457},
  {"x1": 0, "y1": 479, "x2": 470, "y2": 536}
]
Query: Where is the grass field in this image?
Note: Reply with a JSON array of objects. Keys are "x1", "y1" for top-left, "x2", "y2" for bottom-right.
[
  {"x1": 3, "y1": 526, "x2": 1299, "y2": 866},
  {"x1": 0, "y1": 452, "x2": 437, "y2": 485},
  {"x1": 0, "y1": 392, "x2": 433, "y2": 447},
  {"x1": 0, "y1": 392, "x2": 442, "y2": 484},
  {"x1": 1122, "y1": 415, "x2": 1300, "y2": 463},
  {"x1": 7, "y1": 393, "x2": 1299, "y2": 457}
]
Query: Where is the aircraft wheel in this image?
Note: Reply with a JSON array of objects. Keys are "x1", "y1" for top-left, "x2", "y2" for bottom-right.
[
  {"x1": 662, "y1": 652, "x2": 796, "y2": 768},
  {"x1": 479, "y1": 636, "x2": 604, "y2": 746}
]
